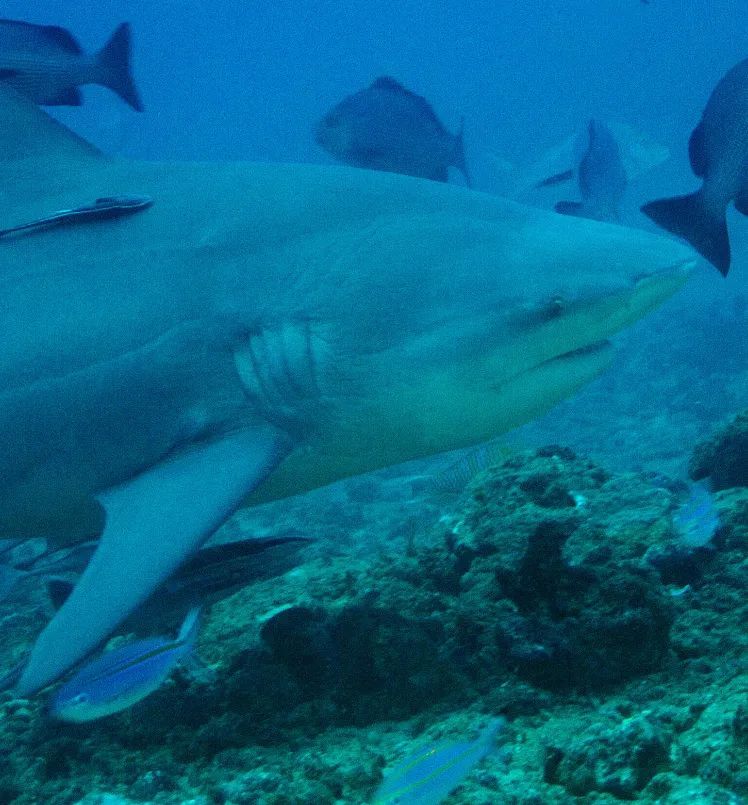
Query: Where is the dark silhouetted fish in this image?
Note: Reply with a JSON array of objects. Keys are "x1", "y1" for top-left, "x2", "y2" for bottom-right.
[
  {"x1": 315, "y1": 76, "x2": 471, "y2": 186},
  {"x1": 0, "y1": 534, "x2": 310, "y2": 615},
  {"x1": 0, "y1": 19, "x2": 142, "y2": 110},
  {"x1": 642, "y1": 58, "x2": 748, "y2": 276},
  {"x1": 554, "y1": 119, "x2": 627, "y2": 222},
  {"x1": 45, "y1": 533, "x2": 311, "y2": 624}
]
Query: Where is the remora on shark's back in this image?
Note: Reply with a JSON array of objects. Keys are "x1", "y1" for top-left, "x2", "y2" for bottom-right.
[{"x1": 0, "y1": 86, "x2": 696, "y2": 695}]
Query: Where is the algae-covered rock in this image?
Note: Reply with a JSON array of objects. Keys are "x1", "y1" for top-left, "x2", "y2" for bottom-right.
[
  {"x1": 2, "y1": 445, "x2": 746, "y2": 803},
  {"x1": 443, "y1": 447, "x2": 674, "y2": 691},
  {"x1": 690, "y1": 409, "x2": 748, "y2": 490},
  {"x1": 544, "y1": 715, "x2": 671, "y2": 798}
]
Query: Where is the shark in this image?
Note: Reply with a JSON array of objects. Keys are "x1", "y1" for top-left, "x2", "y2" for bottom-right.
[{"x1": 0, "y1": 86, "x2": 697, "y2": 696}]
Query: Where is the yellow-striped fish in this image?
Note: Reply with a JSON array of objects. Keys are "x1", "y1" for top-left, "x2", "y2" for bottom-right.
[{"x1": 374, "y1": 718, "x2": 506, "y2": 804}]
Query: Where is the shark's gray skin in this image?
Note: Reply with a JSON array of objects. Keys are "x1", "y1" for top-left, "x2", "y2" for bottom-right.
[{"x1": 0, "y1": 86, "x2": 696, "y2": 696}]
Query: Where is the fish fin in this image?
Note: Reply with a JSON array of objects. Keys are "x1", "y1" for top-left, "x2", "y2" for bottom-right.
[
  {"x1": 370, "y1": 75, "x2": 410, "y2": 93},
  {"x1": 43, "y1": 25, "x2": 83, "y2": 54},
  {"x1": 641, "y1": 190, "x2": 730, "y2": 276},
  {"x1": 369, "y1": 75, "x2": 445, "y2": 129},
  {"x1": 451, "y1": 118, "x2": 472, "y2": 187},
  {"x1": 430, "y1": 166, "x2": 449, "y2": 182},
  {"x1": 46, "y1": 577, "x2": 74, "y2": 610},
  {"x1": 177, "y1": 606, "x2": 202, "y2": 648},
  {"x1": 0, "y1": 82, "x2": 101, "y2": 168},
  {"x1": 688, "y1": 123, "x2": 708, "y2": 177},
  {"x1": 535, "y1": 168, "x2": 575, "y2": 189},
  {"x1": 15, "y1": 426, "x2": 286, "y2": 695},
  {"x1": 734, "y1": 192, "x2": 748, "y2": 217},
  {"x1": 0, "y1": 19, "x2": 82, "y2": 54},
  {"x1": 43, "y1": 86, "x2": 83, "y2": 107},
  {"x1": 95, "y1": 22, "x2": 143, "y2": 111},
  {"x1": 554, "y1": 200, "x2": 584, "y2": 216}
]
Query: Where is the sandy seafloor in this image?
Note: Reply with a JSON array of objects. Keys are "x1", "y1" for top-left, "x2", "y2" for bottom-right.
[{"x1": 0, "y1": 254, "x2": 746, "y2": 805}]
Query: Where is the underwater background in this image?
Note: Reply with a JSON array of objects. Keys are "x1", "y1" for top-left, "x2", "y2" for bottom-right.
[{"x1": 0, "y1": 1, "x2": 747, "y2": 803}]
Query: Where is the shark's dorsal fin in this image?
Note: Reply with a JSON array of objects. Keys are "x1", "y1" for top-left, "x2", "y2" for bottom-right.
[
  {"x1": 0, "y1": 84, "x2": 101, "y2": 165},
  {"x1": 0, "y1": 85, "x2": 107, "y2": 221}
]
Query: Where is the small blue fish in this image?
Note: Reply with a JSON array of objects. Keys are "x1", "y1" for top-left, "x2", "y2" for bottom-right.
[
  {"x1": 374, "y1": 717, "x2": 506, "y2": 804},
  {"x1": 673, "y1": 485, "x2": 720, "y2": 549},
  {"x1": 50, "y1": 606, "x2": 201, "y2": 722}
]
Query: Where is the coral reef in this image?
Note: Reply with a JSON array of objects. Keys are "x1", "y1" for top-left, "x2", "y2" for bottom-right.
[
  {"x1": 0, "y1": 445, "x2": 746, "y2": 803},
  {"x1": 690, "y1": 409, "x2": 748, "y2": 491}
]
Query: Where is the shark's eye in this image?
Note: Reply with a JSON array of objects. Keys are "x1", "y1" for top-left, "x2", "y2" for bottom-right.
[
  {"x1": 71, "y1": 693, "x2": 90, "y2": 706},
  {"x1": 509, "y1": 295, "x2": 568, "y2": 330}
]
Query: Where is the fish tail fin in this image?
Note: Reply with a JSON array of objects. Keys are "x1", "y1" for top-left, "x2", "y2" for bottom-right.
[
  {"x1": 641, "y1": 189, "x2": 730, "y2": 276},
  {"x1": 95, "y1": 23, "x2": 143, "y2": 112},
  {"x1": 452, "y1": 118, "x2": 472, "y2": 188},
  {"x1": 554, "y1": 200, "x2": 584, "y2": 217},
  {"x1": 177, "y1": 605, "x2": 202, "y2": 650}
]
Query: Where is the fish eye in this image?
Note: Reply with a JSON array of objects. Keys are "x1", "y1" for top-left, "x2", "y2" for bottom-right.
[{"x1": 71, "y1": 693, "x2": 90, "y2": 706}]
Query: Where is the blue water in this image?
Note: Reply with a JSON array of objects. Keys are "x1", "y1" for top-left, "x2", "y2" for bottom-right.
[{"x1": 7, "y1": 1, "x2": 748, "y2": 169}]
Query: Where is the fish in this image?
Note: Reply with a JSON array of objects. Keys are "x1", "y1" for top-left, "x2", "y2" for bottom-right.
[
  {"x1": 0, "y1": 533, "x2": 309, "y2": 612},
  {"x1": 0, "y1": 195, "x2": 153, "y2": 239},
  {"x1": 0, "y1": 85, "x2": 696, "y2": 696},
  {"x1": 642, "y1": 58, "x2": 748, "y2": 276},
  {"x1": 50, "y1": 606, "x2": 201, "y2": 722},
  {"x1": 673, "y1": 485, "x2": 720, "y2": 549},
  {"x1": 374, "y1": 718, "x2": 506, "y2": 804},
  {"x1": 429, "y1": 441, "x2": 511, "y2": 497},
  {"x1": 0, "y1": 19, "x2": 142, "y2": 110},
  {"x1": 45, "y1": 533, "x2": 311, "y2": 620},
  {"x1": 553, "y1": 119, "x2": 627, "y2": 222},
  {"x1": 486, "y1": 121, "x2": 668, "y2": 201},
  {"x1": 315, "y1": 76, "x2": 471, "y2": 186}
]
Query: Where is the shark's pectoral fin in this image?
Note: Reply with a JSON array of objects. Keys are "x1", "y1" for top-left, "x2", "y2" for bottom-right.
[{"x1": 15, "y1": 425, "x2": 286, "y2": 696}]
